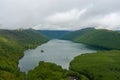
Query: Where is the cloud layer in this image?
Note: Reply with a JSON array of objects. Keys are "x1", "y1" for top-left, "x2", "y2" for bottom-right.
[
  {"x1": 46, "y1": 8, "x2": 87, "y2": 23},
  {"x1": 0, "y1": 0, "x2": 120, "y2": 30}
]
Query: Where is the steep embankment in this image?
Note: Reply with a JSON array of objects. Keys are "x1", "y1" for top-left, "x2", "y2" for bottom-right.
[
  {"x1": 62, "y1": 28, "x2": 120, "y2": 50},
  {"x1": 0, "y1": 29, "x2": 49, "y2": 80},
  {"x1": 70, "y1": 50, "x2": 120, "y2": 80}
]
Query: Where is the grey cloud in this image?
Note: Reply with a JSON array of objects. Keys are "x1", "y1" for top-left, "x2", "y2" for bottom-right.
[{"x1": 0, "y1": 0, "x2": 120, "y2": 30}]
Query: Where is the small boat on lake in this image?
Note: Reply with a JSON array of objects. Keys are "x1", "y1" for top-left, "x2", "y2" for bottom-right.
[{"x1": 41, "y1": 50, "x2": 44, "y2": 53}]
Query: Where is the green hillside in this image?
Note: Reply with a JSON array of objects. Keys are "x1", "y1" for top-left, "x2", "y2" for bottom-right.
[
  {"x1": 62, "y1": 28, "x2": 120, "y2": 50},
  {"x1": 70, "y1": 50, "x2": 120, "y2": 80},
  {"x1": 0, "y1": 29, "x2": 49, "y2": 80},
  {"x1": 75, "y1": 29, "x2": 120, "y2": 50},
  {"x1": 0, "y1": 29, "x2": 48, "y2": 47},
  {"x1": 62, "y1": 28, "x2": 94, "y2": 40}
]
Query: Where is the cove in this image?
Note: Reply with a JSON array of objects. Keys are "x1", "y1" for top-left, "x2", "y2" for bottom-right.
[{"x1": 18, "y1": 39, "x2": 96, "y2": 73}]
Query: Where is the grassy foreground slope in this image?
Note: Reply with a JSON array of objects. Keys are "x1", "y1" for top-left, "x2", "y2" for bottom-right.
[
  {"x1": 0, "y1": 29, "x2": 49, "y2": 80},
  {"x1": 70, "y1": 50, "x2": 120, "y2": 80},
  {"x1": 62, "y1": 28, "x2": 120, "y2": 50}
]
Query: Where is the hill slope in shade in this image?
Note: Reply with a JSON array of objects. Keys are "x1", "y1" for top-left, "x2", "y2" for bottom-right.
[
  {"x1": 0, "y1": 29, "x2": 49, "y2": 80},
  {"x1": 62, "y1": 28, "x2": 120, "y2": 50},
  {"x1": 38, "y1": 30, "x2": 71, "y2": 39}
]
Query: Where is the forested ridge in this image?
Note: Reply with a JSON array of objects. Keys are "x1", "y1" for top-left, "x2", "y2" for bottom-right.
[{"x1": 62, "y1": 28, "x2": 120, "y2": 50}]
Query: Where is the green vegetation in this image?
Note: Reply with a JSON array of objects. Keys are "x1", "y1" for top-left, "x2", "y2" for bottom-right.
[
  {"x1": 70, "y1": 50, "x2": 120, "y2": 80},
  {"x1": 1, "y1": 28, "x2": 120, "y2": 80},
  {"x1": 62, "y1": 28, "x2": 120, "y2": 50},
  {"x1": 62, "y1": 28, "x2": 94, "y2": 41},
  {"x1": 0, "y1": 29, "x2": 48, "y2": 48},
  {"x1": 0, "y1": 29, "x2": 49, "y2": 80},
  {"x1": 28, "y1": 61, "x2": 69, "y2": 80},
  {"x1": 62, "y1": 28, "x2": 120, "y2": 79},
  {"x1": 27, "y1": 61, "x2": 89, "y2": 80}
]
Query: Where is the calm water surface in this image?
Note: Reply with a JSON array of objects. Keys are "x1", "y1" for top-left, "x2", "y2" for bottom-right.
[{"x1": 18, "y1": 39, "x2": 96, "y2": 73}]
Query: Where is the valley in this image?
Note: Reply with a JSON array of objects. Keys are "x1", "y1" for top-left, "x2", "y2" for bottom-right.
[{"x1": 0, "y1": 28, "x2": 120, "y2": 80}]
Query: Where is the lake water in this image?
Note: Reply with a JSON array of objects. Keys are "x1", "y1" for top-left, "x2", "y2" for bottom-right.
[{"x1": 18, "y1": 39, "x2": 96, "y2": 73}]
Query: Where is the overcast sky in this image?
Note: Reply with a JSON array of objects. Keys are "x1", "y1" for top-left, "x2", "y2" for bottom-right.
[{"x1": 0, "y1": 0, "x2": 120, "y2": 30}]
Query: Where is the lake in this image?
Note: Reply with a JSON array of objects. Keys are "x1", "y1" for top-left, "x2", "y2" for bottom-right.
[{"x1": 18, "y1": 39, "x2": 96, "y2": 73}]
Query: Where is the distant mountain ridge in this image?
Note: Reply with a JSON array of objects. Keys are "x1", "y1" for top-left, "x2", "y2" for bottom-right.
[{"x1": 38, "y1": 30, "x2": 71, "y2": 39}]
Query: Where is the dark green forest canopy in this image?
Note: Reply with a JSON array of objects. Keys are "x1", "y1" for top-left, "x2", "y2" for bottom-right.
[
  {"x1": 28, "y1": 61, "x2": 70, "y2": 80},
  {"x1": 28, "y1": 61, "x2": 88, "y2": 80}
]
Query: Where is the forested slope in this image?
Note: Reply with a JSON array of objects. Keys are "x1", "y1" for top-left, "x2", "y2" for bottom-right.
[
  {"x1": 62, "y1": 28, "x2": 94, "y2": 40},
  {"x1": 28, "y1": 61, "x2": 70, "y2": 80},
  {"x1": 0, "y1": 29, "x2": 49, "y2": 80},
  {"x1": 62, "y1": 28, "x2": 120, "y2": 50}
]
